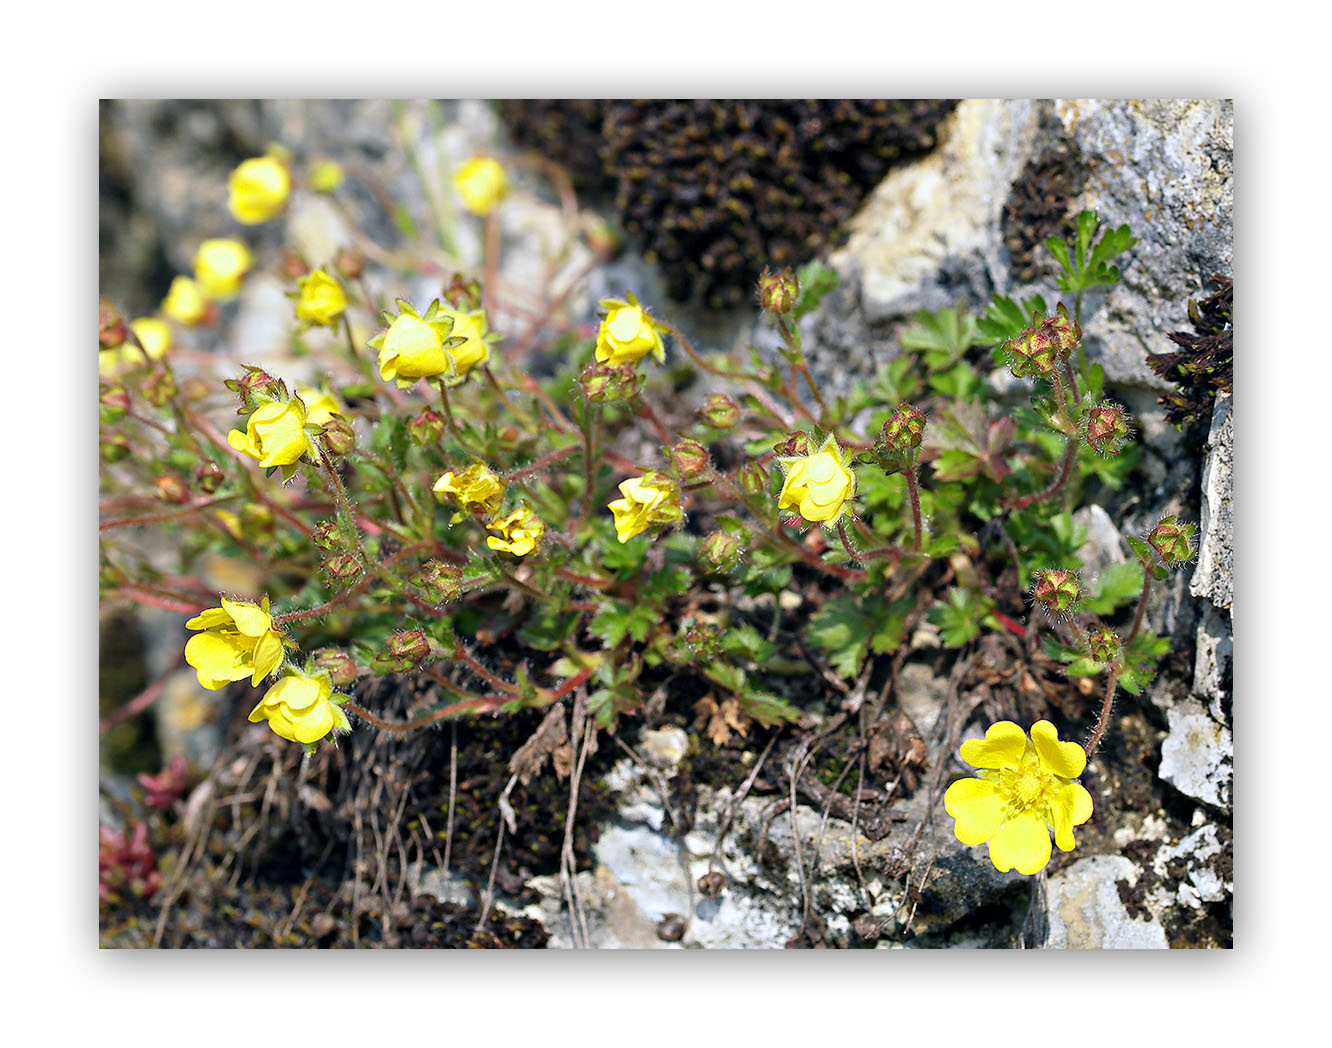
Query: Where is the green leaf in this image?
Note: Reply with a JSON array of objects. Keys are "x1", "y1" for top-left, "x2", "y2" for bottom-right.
[
  {"x1": 791, "y1": 261, "x2": 839, "y2": 321},
  {"x1": 927, "y1": 361, "x2": 983, "y2": 400},
  {"x1": 900, "y1": 305, "x2": 978, "y2": 371},
  {"x1": 517, "y1": 605, "x2": 580, "y2": 651},
  {"x1": 806, "y1": 593, "x2": 912, "y2": 677},
  {"x1": 927, "y1": 588, "x2": 995, "y2": 649},
  {"x1": 1084, "y1": 560, "x2": 1144, "y2": 616},
  {"x1": 977, "y1": 293, "x2": 1048, "y2": 347},
  {"x1": 589, "y1": 602, "x2": 657, "y2": 647},
  {"x1": 1047, "y1": 210, "x2": 1138, "y2": 294}
]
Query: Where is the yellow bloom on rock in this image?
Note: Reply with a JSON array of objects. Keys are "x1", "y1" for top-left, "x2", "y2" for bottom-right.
[
  {"x1": 294, "y1": 268, "x2": 348, "y2": 329},
  {"x1": 248, "y1": 667, "x2": 351, "y2": 746},
  {"x1": 184, "y1": 596, "x2": 286, "y2": 690},
  {"x1": 194, "y1": 238, "x2": 253, "y2": 301},
  {"x1": 162, "y1": 275, "x2": 208, "y2": 325},
  {"x1": 776, "y1": 434, "x2": 857, "y2": 525},
  {"x1": 454, "y1": 156, "x2": 509, "y2": 216},
  {"x1": 944, "y1": 720, "x2": 1094, "y2": 876},
  {"x1": 228, "y1": 155, "x2": 291, "y2": 225},
  {"x1": 434, "y1": 463, "x2": 506, "y2": 521},
  {"x1": 607, "y1": 472, "x2": 682, "y2": 544},
  {"x1": 486, "y1": 505, "x2": 546, "y2": 556},
  {"x1": 227, "y1": 397, "x2": 316, "y2": 468},
  {"x1": 594, "y1": 297, "x2": 667, "y2": 366},
  {"x1": 369, "y1": 299, "x2": 462, "y2": 388}
]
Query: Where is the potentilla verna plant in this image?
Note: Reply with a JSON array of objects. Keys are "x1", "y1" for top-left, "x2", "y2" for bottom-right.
[{"x1": 100, "y1": 120, "x2": 1196, "y2": 919}]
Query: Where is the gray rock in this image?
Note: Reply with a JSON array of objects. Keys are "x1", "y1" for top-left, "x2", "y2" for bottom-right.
[
  {"x1": 1191, "y1": 392, "x2": 1233, "y2": 613},
  {"x1": 1044, "y1": 855, "x2": 1168, "y2": 949},
  {"x1": 1159, "y1": 701, "x2": 1232, "y2": 812}
]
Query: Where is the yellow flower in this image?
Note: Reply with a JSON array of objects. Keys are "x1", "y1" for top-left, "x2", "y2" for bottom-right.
[
  {"x1": 369, "y1": 300, "x2": 458, "y2": 388},
  {"x1": 184, "y1": 596, "x2": 286, "y2": 690},
  {"x1": 486, "y1": 505, "x2": 546, "y2": 556},
  {"x1": 433, "y1": 463, "x2": 506, "y2": 521},
  {"x1": 776, "y1": 434, "x2": 857, "y2": 524},
  {"x1": 227, "y1": 397, "x2": 316, "y2": 468},
  {"x1": 595, "y1": 298, "x2": 667, "y2": 366},
  {"x1": 294, "y1": 269, "x2": 348, "y2": 329},
  {"x1": 248, "y1": 667, "x2": 350, "y2": 746},
  {"x1": 162, "y1": 275, "x2": 207, "y2": 325},
  {"x1": 607, "y1": 472, "x2": 682, "y2": 544},
  {"x1": 296, "y1": 385, "x2": 345, "y2": 427},
  {"x1": 194, "y1": 238, "x2": 253, "y2": 301},
  {"x1": 438, "y1": 307, "x2": 491, "y2": 382},
  {"x1": 308, "y1": 158, "x2": 343, "y2": 193},
  {"x1": 100, "y1": 318, "x2": 170, "y2": 377},
  {"x1": 944, "y1": 720, "x2": 1094, "y2": 876},
  {"x1": 228, "y1": 156, "x2": 291, "y2": 225},
  {"x1": 454, "y1": 156, "x2": 508, "y2": 216}
]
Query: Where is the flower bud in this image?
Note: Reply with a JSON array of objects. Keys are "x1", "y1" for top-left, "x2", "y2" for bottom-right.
[
  {"x1": 1031, "y1": 568, "x2": 1082, "y2": 615},
  {"x1": 141, "y1": 368, "x2": 177, "y2": 408},
  {"x1": 323, "y1": 552, "x2": 363, "y2": 584},
  {"x1": 700, "y1": 393, "x2": 739, "y2": 429},
  {"x1": 99, "y1": 300, "x2": 128, "y2": 349},
  {"x1": 681, "y1": 618, "x2": 721, "y2": 659},
  {"x1": 1044, "y1": 302, "x2": 1081, "y2": 359},
  {"x1": 318, "y1": 415, "x2": 356, "y2": 457},
  {"x1": 101, "y1": 434, "x2": 131, "y2": 463},
  {"x1": 583, "y1": 214, "x2": 622, "y2": 258},
  {"x1": 334, "y1": 246, "x2": 365, "y2": 280},
  {"x1": 181, "y1": 376, "x2": 211, "y2": 402},
  {"x1": 374, "y1": 629, "x2": 432, "y2": 673},
  {"x1": 700, "y1": 530, "x2": 742, "y2": 572},
  {"x1": 772, "y1": 431, "x2": 812, "y2": 457},
  {"x1": 308, "y1": 158, "x2": 344, "y2": 193},
  {"x1": 758, "y1": 266, "x2": 799, "y2": 315},
  {"x1": 442, "y1": 273, "x2": 483, "y2": 311},
  {"x1": 312, "y1": 520, "x2": 347, "y2": 552},
  {"x1": 100, "y1": 383, "x2": 130, "y2": 423},
  {"x1": 410, "y1": 561, "x2": 466, "y2": 605},
  {"x1": 311, "y1": 648, "x2": 360, "y2": 687},
  {"x1": 881, "y1": 404, "x2": 926, "y2": 453},
  {"x1": 226, "y1": 366, "x2": 286, "y2": 411},
  {"x1": 156, "y1": 474, "x2": 191, "y2": 505},
  {"x1": 1087, "y1": 626, "x2": 1121, "y2": 664},
  {"x1": 1147, "y1": 516, "x2": 1197, "y2": 567},
  {"x1": 193, "y1": 460, "x2": 225, "y2": 494},
  {"x1": 1003, "y1": 316, "x2": 1057, "y2": 380},
  {"x1": 407, "y1": 409, "x2": 445, "y2": 446},
  {"x1": 738, "y1": 459, "x2": 769, "y2": 497},
  {"x1": 667, "y1": 438, "x2": 710, "y2": 481},
  {"x1": 580, "y1": 362, "x2": 642, "y2": 403},
  {"x1": 1082, "y1": 402, "x2": 1132, "y2": 456},
  {"x1": 279, "y1": 250, "x2": 310, "y2": 280}
]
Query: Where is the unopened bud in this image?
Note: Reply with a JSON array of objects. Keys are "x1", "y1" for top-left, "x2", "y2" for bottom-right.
[
  {"x1": 311, "y1": 648, "x2": 360, "y2": 687},
  {"x1": 101, "y1": 434, "x2": 132, "y2": 463},
  {"x1": 1003, "y1": 314, "x2": 1058, "y2": 379},
  {"x1": 99, "y1": 300, "x2": 128, "y2": 349},
  {"x1": 141, "y1": 368, "x2": 177, "y2": 407},
  {"x1": 1147, "y1": 516, "x2": 1197, "y2": 567},
  {"x1": 1032, "y1": 568, "x2": 1082, "y2": 615},
  {"x1": 738, "y1": 459, "x2": 769, "y2": 497},
  {"x1": 227, "y1": 365, "x2": 285, "y2": 408},
  {"x1": 1044, "y1": 302, "x2": 1081, "y2": 359},
  {"x1": 580, "y1": 362, "x2": 642, "y2": 403},
  {"x1": 156, "y1": 474, "x2": 191, "y2": 504},
  {"x1": 1087, "y1": 626, "x2": 1121, "y2": 664},
  {"x1": 181, "y1": 376, "x2": 212, "y2": 402},
  {"x1": 682, "y1": 618, "x2": 721, "y2": 659},
  {"x1": 700, "y1": 531, "x2": 742, "y2": 572},
  {"x1": 279, "y1": 250, "x2": 309, "y2": 280},
  {"x1": 193, "y1": 460, "x2": 224, "y2": 493},
  {"x1": 408, "y1": 409, "x2": 446, "y2": 446},
  {"x1": 758, "y1": 266, "x2": 799, "y2": 315},
  {"x1": 334, "y1": 246, "x2": 365, "y2": 280},
  {"x1": 100, "y1": 383, "x2": 130, "y2": 423},
  {"x1": 772, "y1": 431, "x2": 811, "y2": 457},
  {"x1": 323, "y1": 552, "x2": 363, "y2": 583},
  {"x1": 495, "y1": 425, "x2": 521, "y2": 450},
  {"x1": 312, "y1": 520, "x2": 347, "y2": 552},
  {"x1": 1082, "y1": 402, "x2": 1132, "y2": 456},
  {"x1": 881, "y1": 404, "x2": 926, "y2": 453},
  {"x1": 442, "y1": 273, "x2": 483, "y2": 311},
  {"x1": 319, "y1": 415, "x2": 356, "y2": 456},
  {"x1": 667, "y1": 438, "x2": 710, "y2": 481},
  {"x1": 700, "y1": 394, "x2": 739, "y2": 429},
  {"x1": 410, "y1": 561, "x2": 465, "y2": 604},
  {"x1": 388, "y1": 629, "x2": 431, "y2": 661}
]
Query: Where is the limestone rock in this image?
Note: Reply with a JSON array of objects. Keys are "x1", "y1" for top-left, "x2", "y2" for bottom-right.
[{"x1": 1044, "y1": 855, "x2": 1168, "y2": 949}]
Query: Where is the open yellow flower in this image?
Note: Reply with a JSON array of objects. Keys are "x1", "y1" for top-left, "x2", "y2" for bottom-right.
[
  {"x1": 944, "y1": 720, "x2": 1094, "y2": 876},
  {"x1": 248, "y1": 667, "x2": 350, "y2": 745},
  {"x1": 454, "y1": 156, "x2": 508, "y2": 216},
  {"x1": 434, "y1": 463, "x2": 505, "y2": 521},
  {"x1": 162, "y1": 275, "x2": 207, "y2": 325},
  {"x1": 184, "y1": 596, "x2": 286, "y2": 690},
  {"x1": 595, "y1": 298, "x2": 667, "y2": 366},
  {"x1": 296, "y1": 385, "x2": 345, "y2": 427},
  {"x1": 228, "y1": 156, "x2": 291, "y2": 225},
  {"x1": 369, "y1": 300, "x2": 460, "y2": 387},
  {"x1": 486, "y1": 505, "x2": 545, "y2": 556},
  {"x1": 294, "y1": 269, "x2": 348, "y2": 329},
  {"x1": 227, "y1": 397, "x2": 316, "y2": 468},
  {"x1": 776, "y1": 435, "x2": 857, "y2": 524},
  {"x1": 194, "y1": 238, "x2": 253, "y2": 301},
  {"x1": 607, "y1": 472, "x2": 682, "y2": 543}
]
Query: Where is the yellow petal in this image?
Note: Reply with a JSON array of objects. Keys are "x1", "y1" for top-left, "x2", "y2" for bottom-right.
[
  {"x1": 185, "y1": 607, "x2": 231, "y2": 631},
  {"x1": 987, "y1": 811, "x2": 1053, "y2": 875},
  {"x1": 184, "y1": 632, "x2": 249, "y2": 690},
  {"x1": 944, "y1": 777, "x2": 1005, "y2": 845},
  {"x1": 958, "y1": 721, "x2": 1028, "y2": 771},
  {"x1": 1031, "y1": 719, "x2": 1087, "y2": 779},
  {"x1": 288, "y1": 700, "x2": 335, "y2": 744},
  {"x1": 1050, "y1": 782, "x2": 1095, "y2": 852},
  {"x1": 250, "y1": 630, "x2": 284, "y2": 685},
  {"x1": 220, "y1": 597, "x2": 270, "y2": 637}
]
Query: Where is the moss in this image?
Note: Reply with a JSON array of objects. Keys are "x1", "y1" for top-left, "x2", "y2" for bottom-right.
[{"x1": 1147, "y1": 275, "x2": 1233, "y2": 427}]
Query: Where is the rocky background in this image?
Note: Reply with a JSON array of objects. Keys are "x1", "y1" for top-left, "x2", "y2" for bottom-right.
[{"x1": 99, "y1": 98, "x2": 1232, "y2": 948}]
